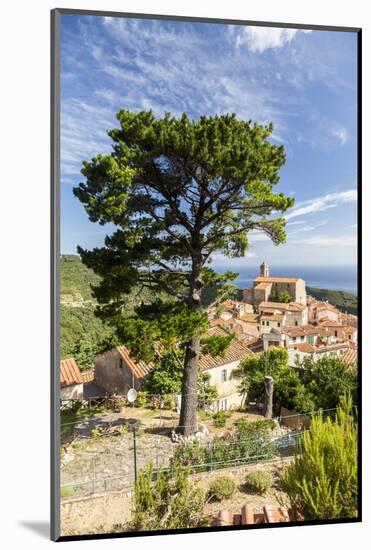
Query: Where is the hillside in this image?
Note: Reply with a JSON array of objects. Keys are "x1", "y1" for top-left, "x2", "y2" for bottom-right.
[
  {"x1": 61, "y1": 255, "x2": 100, "y2": 302},
  {"x1": 307, "y1": 286, "x2": 357, "y2": 315}
]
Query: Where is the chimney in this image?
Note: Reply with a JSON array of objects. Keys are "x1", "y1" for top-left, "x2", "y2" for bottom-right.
[{"x1": 260, "y1": 261, "x2": 269, "y2": 277}]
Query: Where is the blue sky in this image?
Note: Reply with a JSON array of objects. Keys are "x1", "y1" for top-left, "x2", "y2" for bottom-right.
[{"x1": 60, "y1": 14, "x2": 358, "y2": 268}]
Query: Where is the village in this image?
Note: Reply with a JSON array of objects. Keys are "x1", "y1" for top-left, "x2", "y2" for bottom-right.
[{"x1": 59, "y1": 261, "x2": 358, "y2": 535}]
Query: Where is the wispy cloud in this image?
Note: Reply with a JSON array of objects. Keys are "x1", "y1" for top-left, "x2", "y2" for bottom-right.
[
  {"x1": 331, "y1": 127, "x2": 348, "y2": 145},
  {"x1": 234, "y1": 27, "x2": 311, "y2": 53},
  {"x1": 285, "y1": 190, "x2": 357, "y2": 220},
  {"x1": 291, "y1": 235, "x2": 357, "y2": 247}
]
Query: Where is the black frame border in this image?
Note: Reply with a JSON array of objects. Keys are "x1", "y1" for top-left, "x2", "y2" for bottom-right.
[{"x1": 51, "y1": 8, "x2": 362, "y2": 542}]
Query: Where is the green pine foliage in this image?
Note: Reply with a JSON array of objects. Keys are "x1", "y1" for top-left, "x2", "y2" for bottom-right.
[
  {"x1": 281, "y1": 397, "x2": 358, "y2": 520},
  {"x1": 73, "y1": 110, "x2": 293, "y2": 432}
]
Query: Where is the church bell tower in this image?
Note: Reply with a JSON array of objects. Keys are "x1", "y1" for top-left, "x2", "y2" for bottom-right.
[{"x1": 260, "y1": 261, "x2": 270, "y2": 277}]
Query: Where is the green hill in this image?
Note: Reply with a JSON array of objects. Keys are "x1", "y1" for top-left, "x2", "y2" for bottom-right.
[
  {"x1": 307, "y1": 286, "x2": 357, "y2": 315},
  {"x1": 60, "y1": 255, "x2": 101, "y2": 302}
]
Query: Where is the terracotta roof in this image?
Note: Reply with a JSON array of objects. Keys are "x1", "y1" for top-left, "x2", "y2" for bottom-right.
[
  {"x1": 283, "y1": 325, "x2": 321, "y2": 338},
  {"x1": 255, "y1": 276, "x2": 302, "y2": 283},
  {"x1": 290, "y1": 342, "x2": 316, "y2": 353},
  {"x1": 260, "y1": 314, "x2": 284, "y2": 321},
  {"x1": 342, "y1": 347, "x2": 358, "y2": 365},
  {"x1": 117, "y1": 346, "x2": 155, "y2": 379},
  {"x1": 116, "y1": 327, "x2": 252, "y2": 379},
  {"x1": 342, "y1": 326, "x2": 357, "y2": 334},
  {"x1": 240, "y1": 313, "x2": 259, "y2": 323},
  {"x1": 198, "y1": 327, "x2": 252, "y2": 370},
  {"x1": 81, "y1": 369, "x2": 95, "y2": 383},
  {"x1": 60, "y1": 358, "x2": 83, "y2": 387},
  {"x1": 254, "y1": 282, "x2": 271, "y2": 290},
  {"x1": 259, "y1": 301, "x2": 306, "y2": 312},
  {"x1": 315, "y1": 342, "x2": 351, "y2": 354},
  {"x1": 318, "y1": 319, "x2": 341, "y2": 327}
]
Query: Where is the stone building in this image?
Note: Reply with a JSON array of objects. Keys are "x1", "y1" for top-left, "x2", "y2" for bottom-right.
[{"x1": 243, "y1": 262, "x2": 307, "y2": 309}]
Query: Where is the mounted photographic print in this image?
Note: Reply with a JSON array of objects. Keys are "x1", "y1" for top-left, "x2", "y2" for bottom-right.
[{"x1": 51, "y1": 8, "x2": 361, "y2": 541}]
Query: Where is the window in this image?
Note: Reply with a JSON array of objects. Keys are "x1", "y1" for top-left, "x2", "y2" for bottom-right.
[
  {"x1": 219, "y1": 399, "x2": 228, "y2": 411},
  {"x1": 301, "y1": 336, "x2": 305, "y2": 341},
  {"x1": 277, "y1": 322, "x2": 281, "y2": 327},
  {"x1": 293, "y1": 336, "x2": 297, "y2": 342},
  {"x1": 266, "y1": 321, "x2": 270, "y2": 326},
  {"x1": 335, "y1": 330, "x2": 338, "y2": 337},
  {"x1": 295, "y1": 321, "x2": 298, "y2": 326},
  {"x1": 221, "y1": 369, "x2": 228, "y2": 383},
  {"x1": 287, "y1": 283, "x2": 290, "y2": 289},
  {"x1": 262, "y1": 320, "x2": 265, "y2": 326}
]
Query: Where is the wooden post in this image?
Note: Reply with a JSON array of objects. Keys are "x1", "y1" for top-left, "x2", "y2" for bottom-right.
[{"x1": 264, "y1": 376, "x2": 274, "y2": 419}]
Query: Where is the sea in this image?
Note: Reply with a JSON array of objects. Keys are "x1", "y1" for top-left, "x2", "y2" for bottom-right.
[{"x1": 213, "y1": 264, "x2": 358, "y2": 295}]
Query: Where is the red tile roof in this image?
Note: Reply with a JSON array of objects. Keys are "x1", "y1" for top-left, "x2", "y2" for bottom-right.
[
  {"x1": 60, "y1": 358, "x2": 83, "y2": 387},
  {"x1": 342, "y1": 347, "x2": 358, "y2": 365},
  {"x1": 81, "y1": 369, "x2": 94, "y2": 383},
  {"x1": 255, "y1": 282, "x2": 271, "y2": 290},
  {"x1": 259, "y1": 301, "x2": 306, "y2": 312},
  {"x1": 117, "y1": 346, "x2": 155, "y2": 380},
  {"x1": 255, "y1": 276, "x2": 302, "y2": 283},
  {"x1": 290, "y1": 342, "x2": 316, "y2": 353}
]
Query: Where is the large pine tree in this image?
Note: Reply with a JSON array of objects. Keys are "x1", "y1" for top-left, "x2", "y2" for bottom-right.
[{"x1": 74, "y1": 110, "x2": 293, "y2": 434}]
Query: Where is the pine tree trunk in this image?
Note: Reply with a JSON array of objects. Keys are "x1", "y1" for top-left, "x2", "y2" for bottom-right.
[
  {"x1": 178, "y1": 249, "x2": 204, "y2": 436},
  {"x1": 264, "y1": 376, "x2": 274, "y2": 419},
  {"x1": 179, "y1": 335, "x2": 200, "y2": 435}
]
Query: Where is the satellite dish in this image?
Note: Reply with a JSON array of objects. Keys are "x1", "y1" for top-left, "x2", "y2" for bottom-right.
[{"x1": 127, "y1": 388, "x2": 138, "y2": 403}]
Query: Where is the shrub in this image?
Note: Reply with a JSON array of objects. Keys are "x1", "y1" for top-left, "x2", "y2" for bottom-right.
[
  {"x1": 163, "y1": 394, "x2": 175, "y2": 410},
  {"x1": 132, "y1": 463, "x2": 205, "y2": 531},
  {"x1": 245, "y1": 470, "x2": 273, "y2": 495},
  {"x1": 213, "y1": 410, "x2": 228, "y2": 427},
  {"x1": 281, "y1": 396, "x2": 358, "y2": 520},
  {"x1": 209, "y1": 475, "x2": 236, "y2": 501},
  {"x1": 135, "y1": 391, "x2": 148, "y2": 408}
]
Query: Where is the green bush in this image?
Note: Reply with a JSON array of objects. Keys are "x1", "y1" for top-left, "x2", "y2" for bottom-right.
[
  {"x1": 163, "y1": 394, "x2": 175, "y2": 410},
  {"x1": 213, "y1": 410, "x2": 228, "y2": 427},
  {"x1": 209, "y1": 475, "x2": 236, "y2": 501},
  {"x1": 132, "y1": 463, "x2": 206, "y2": 531},
  {"x1": 135, "y1": 391, "x2": 148, "y2": 408},
  {"x1": 281, "y1": 396, "x2": 358, "y2": 520},
  {"x1": 245, "y1": 470, "x2": 273, "y2": 495}
]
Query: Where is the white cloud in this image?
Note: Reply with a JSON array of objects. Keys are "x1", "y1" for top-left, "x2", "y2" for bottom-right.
[
  {"x1": 291, "y1": 235, "x2": 357, "y2": 247},
  {"x1": 235, "y1": 27, "x2": 311, "y2": 53},
  {"x1": 285, "y1": 189, "x2": 357, "y2": 220},
  {"x1": 331, "y1": 127, "x2": 348, "y2": 145}
]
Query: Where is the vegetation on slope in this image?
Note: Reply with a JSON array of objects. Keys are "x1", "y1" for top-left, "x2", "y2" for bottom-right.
[{"x1": 307, "y1": 286, "x2": 357, "y2": 315}]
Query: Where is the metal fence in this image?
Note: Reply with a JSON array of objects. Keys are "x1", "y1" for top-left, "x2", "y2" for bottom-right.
[{"x1": 61, "y1": 429, "x2": 303, "y2": 501}]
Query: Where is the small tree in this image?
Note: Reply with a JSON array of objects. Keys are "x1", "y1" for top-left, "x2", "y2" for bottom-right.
[
  {"x1": 299, "y1": 355, "x2": 358, "y2": 410},
  {"x1": 233, "y1": 347, "x2": 310, "y2": 412},
  {"x1": 132, "y1": 463, "x2": 205, "y2": 531},
  {"x1": 268, "y1": 290, "x2": 291, "y2": 303},
  {"x1": 281, "y1": 396, "x2": 358, "y2": 520}
]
